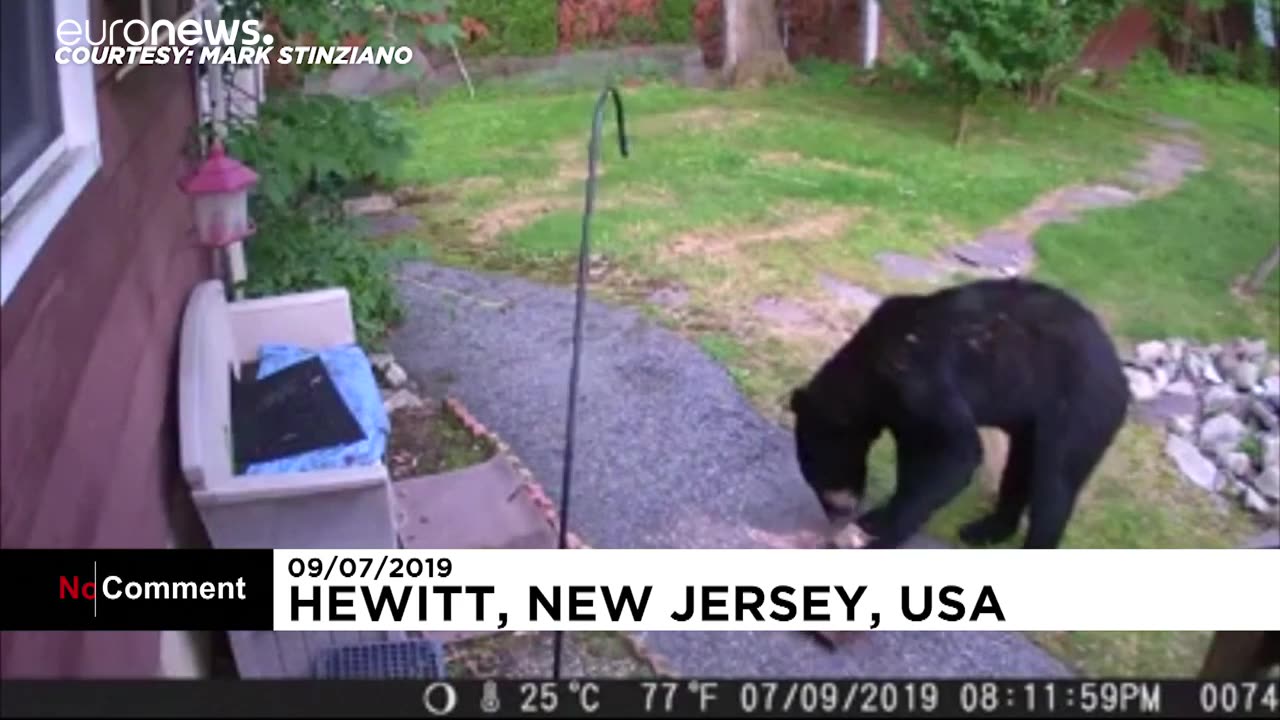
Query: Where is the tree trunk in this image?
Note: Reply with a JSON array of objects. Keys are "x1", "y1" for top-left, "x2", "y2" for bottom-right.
[
  {"x1": 952, "y1": 101, "x2": 972, "y2": 146},
  {"x1": 722, "y1": 0, "x2": 794, "y2": 88},
  {"x1": 1240, "y1": 244, "x2": 1280, "y2": 295}
]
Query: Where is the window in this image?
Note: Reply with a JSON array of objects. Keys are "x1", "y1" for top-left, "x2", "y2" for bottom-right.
[
  {"x1": 0, "y1": 0, "x2": 102, "y2": 304},
  {"x1": 111, "y1": 0, "x2": 196, "y2": 81}
]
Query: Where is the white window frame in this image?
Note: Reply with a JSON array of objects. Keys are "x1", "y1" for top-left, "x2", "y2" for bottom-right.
[
  {"x1": 117, "y1": 0, "x2": 219, "y2": 82},
  {"x1": 0, "y1": 0, "x2": 103, "y2": 305}
]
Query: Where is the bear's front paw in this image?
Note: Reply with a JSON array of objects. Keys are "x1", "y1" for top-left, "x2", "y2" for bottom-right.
[
  {"x1": 958, "y1": 514, "x2": 1018, "y2": 547},
  {"x1": 864, "y1": 534, "x2": 903, "y2": 550},
  {"x1": 857, "y1": 508, "x2": 891, "y2": 538}
]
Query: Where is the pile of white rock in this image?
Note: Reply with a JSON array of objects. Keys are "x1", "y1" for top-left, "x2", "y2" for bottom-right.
[
  {"x1": 369, "y1": 352, "x2": 425, "y2": 413},
  {"x1": 1122, "y1": 337, "x2": 1279, "y2": 520}
]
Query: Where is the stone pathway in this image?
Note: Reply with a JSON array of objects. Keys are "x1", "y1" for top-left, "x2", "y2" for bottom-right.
[
  {"x1": 800, "y1": 128, "x2": 1207, "y2": 331},
  {"x1": 818, "y1": 274, "x2": 884, "y2": 314},
  {"x1": 868, "y1": 131, "x2": 1206, "y2": 287}
]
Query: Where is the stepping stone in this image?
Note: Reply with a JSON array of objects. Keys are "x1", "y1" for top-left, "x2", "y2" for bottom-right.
[
  {"x1": 1057, "y1": 185, "x2": 1139, "y2": 210},
  {"x1": 1021, "y1": 204, "x2": 1079, "y2": 226},
  {"x1": 395, "y1": 455, "x2": 560, "y2": 645},
  {"x1": 818, "y1": 274, "x2": 882, "y2": 313},
  {"x1": 648, "y1": 285, "x2": 689, "y2": 310},
  {"x1": 395, "y1": 455, "x2": 557, "y2": 551},
  {"x1": 1122, "y1": 170, "x2": 1159, "y2": 188},
  {"x1": 950, "y1": 229, "x2": 1033, "y2": 275},
  {"x1": 1164, "y1": 141, "x2": 1206, "y2": 166},
  {"x1": 343, "y1": 194, "x2": 397, "y2": 217},
  {"x1": 875, "y1": 252, "x2": 953, "y2": 283},
  {"x1": 360, "y1": 212, "x2": 421, "y2": 239},
  {"x1": 1148, "y1": 114, "x2": 1197, "y2": 132},
  {"x1": 754, "y1": 297, "x2": 818, "y2": 328}
]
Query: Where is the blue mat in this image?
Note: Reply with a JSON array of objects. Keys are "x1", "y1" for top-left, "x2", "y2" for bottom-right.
[{"x1": 242, "y1": 343, "x2": 389, "y2": 475}]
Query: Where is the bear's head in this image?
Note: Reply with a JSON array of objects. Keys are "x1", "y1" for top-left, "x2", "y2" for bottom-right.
[{"x1": 789, "y1": 385, "x2": 875, "y2": 523}]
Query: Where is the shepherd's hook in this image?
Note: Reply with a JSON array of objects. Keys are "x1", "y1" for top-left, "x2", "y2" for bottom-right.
[{"x1": 553, "y1": 86, "x2": 629, "y2": 681}]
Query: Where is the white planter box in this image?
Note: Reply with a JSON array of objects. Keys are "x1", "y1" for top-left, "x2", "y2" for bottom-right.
[{"x1": 176, "y1": 280, "x2": 399, "y2": 676}]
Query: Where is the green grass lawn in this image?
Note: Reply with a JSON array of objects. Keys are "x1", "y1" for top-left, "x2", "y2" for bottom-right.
[
  {"x1": 1034, "y1": 80, "x2": 1280, "y2": 348},
  {"x1": 384, "y1": 60, "x2": 1279, "y2": 678}
]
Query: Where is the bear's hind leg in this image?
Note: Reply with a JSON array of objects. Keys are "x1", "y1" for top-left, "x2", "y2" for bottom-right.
[
  {"x1": 1024, "y1": 480, "x2": 1079, "y2": 550},
  {"x1": 1023, "y1": 424, "x2": 1114, "y2": 549},
  {"x1": 1023, "y1": 390, "x2": 1125, "y2": 549},
  {"x1": 958, "y1": 425, "x2": 1034, "y2": 547}
]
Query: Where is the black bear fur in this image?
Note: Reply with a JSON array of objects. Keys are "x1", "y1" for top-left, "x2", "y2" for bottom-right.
[{"x1": 790, "y1": 277, "x2": 1129, "y2": 550}]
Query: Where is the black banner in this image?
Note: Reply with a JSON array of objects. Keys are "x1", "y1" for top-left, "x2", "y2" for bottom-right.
[
  {"x1": 2, "y1": 549, "x2": 275, "y2": 631},
  {"x1": 1, "y1": 679, "x2": 1277, "y2": 718}
]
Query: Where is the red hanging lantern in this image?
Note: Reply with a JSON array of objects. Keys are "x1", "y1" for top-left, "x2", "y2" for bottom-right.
[{"x1": 179, "y1": 140, "x2": 259, "y2": 248}]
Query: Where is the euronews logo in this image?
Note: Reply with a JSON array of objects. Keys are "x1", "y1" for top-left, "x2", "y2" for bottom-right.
[{"x1": 54, "y1": 16, "x2": 272, "y2": 65}]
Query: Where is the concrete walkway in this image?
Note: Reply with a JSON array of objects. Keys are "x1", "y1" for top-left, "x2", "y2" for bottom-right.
[{"x1": 389, "y1": 262, "x2": 1073, "y2": 678}]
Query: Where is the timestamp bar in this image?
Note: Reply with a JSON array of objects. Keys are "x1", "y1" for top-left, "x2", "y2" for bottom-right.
[
  {"x1": 1, "y1": 678, "x2": 1276, "y2": 718},
  {"x1": 510, "y1": 679, "x2": 1279, "y2": 718}
]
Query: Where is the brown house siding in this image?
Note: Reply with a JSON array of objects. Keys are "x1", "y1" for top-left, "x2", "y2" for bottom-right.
[
  {"x1": 1080, "y1": 5, "x2": 1160, "y2": 71},
  {"x1": 0, "y1": 0, "x2": 212, "y2": 677},
  {"x1": 693, "y1": 1, "x2": 1177, "y2": 74}
]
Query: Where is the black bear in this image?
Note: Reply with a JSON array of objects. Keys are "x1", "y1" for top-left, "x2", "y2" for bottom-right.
[{"x1": 790, "y1": 277, "x2": 1129, "y2": 550}]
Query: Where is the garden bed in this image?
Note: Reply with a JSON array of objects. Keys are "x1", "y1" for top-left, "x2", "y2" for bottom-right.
[{"x1": 386, "y1": 400, "x2": 496, "y2": 481}]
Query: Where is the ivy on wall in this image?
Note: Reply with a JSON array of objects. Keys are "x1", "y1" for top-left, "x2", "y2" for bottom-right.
[
  {"x1": 456, "y1": 0, "x2": 697, "y2": 55},
  {"x1": 454, "y1": 0, "x2": 559, "y2": 55},
  {"x1": 560, "y1": 0, "x2": 689, "y2": 48}
]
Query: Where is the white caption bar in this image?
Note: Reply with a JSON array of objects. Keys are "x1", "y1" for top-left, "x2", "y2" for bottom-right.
[{"x1": 272, "y1": 549, "x2": 1280, "y2": 632}]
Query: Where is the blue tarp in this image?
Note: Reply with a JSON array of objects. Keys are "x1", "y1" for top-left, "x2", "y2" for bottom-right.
[{"x1": 241, "y1": 343, "x2": 389, "y2": 475}]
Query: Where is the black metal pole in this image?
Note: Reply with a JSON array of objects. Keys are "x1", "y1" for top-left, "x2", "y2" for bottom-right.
[{"x1": 553, "y1": 86, "x2": 629, "y2": 681}]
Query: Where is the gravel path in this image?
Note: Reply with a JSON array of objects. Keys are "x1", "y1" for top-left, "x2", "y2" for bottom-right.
[{"x1": 389, "y1": 261, "x2": 1073, "y2": 678}]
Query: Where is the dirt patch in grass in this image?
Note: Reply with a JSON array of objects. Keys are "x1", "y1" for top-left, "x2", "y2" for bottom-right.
[
  {"x1": 454, "y1": 175, "x2": 505, "y2": 194},
  {"x1": 755, "y1": 150, "x2": 894, "y2": 180},
  {"x1": 738, "y1": 294, "x2": 860, "y2": 357},
  {"x1": 387, "y1": 400, "x2": 496, "y2": 481},
  {"x1": 445, "y1": 631, "x2": 660, "y2": 678},
  {"x1": 470, "y1": 197, "x2": 579, "y2": 245},
  {"x1": 552, "y1": 138, "x2": 594, "y2": 186},
  {"x1": 638, "y1": 106, "x2": 761, "y2": 135},
  {"x1": 1229, "y1": 164, "x2": 1280, "y2": 199},
  {"x1": 661, "y1": 207, "x2": 863, "y2": 261}
]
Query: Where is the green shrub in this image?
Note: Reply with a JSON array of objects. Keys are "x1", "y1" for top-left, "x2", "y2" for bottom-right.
[
  {"x1": 1125, "y1": 47, "x2": 1176, "y2": 85},
  {"x1": 456, "y1": 0, "x2": 557, "y2": 55},
  {"x1": 655, "y1": 0, "x2": 696, "y2": 43},
  {"x1": 223, "y1": 93, "x2": 412, "y2": 346},
  {"x1": 225, "y1": 93, "x2": 410, "y2": 211},
  {"x1": 1196, "y1": 43, "x2": 1241, "y2": 78},
  {"x1": 243, "y1": 208, "x2": 405, "y2": 347},
  {"x1": 219, "y1": 0, "x2": 461, "y2": 72},
  {"x1": 882, "y1": 0, "x2": 1126, "y2": 142},
  {"x1": 1237, "y1": 39, "x2": 1273, "y2": 85},
  {"x1": 616, "y1": 14, "x2": 659, "y2": 44},
  {"x1": 882, "y1": 52, "x2": 948, "y2": 91}
]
